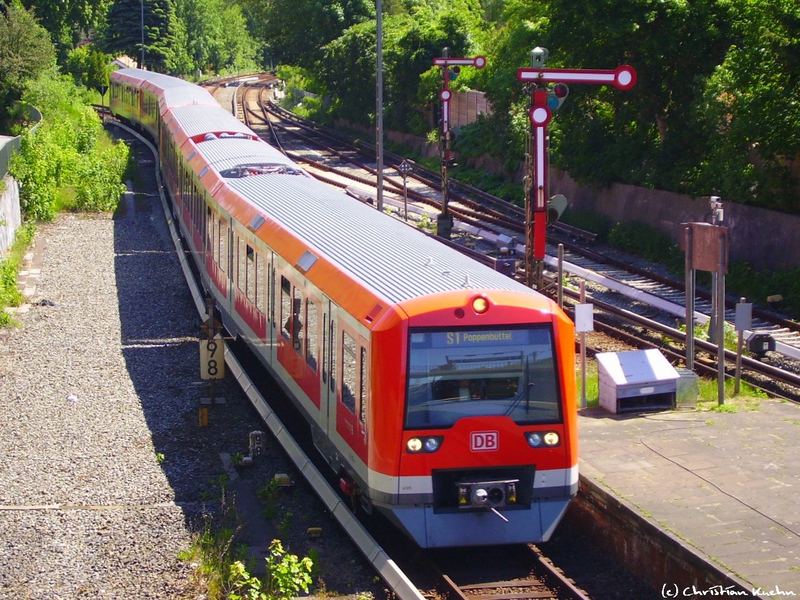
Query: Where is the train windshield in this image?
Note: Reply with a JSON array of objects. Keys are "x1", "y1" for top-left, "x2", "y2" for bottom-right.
[{"x1": 405, "y1": 326, "x2": 561, "y2": 429}]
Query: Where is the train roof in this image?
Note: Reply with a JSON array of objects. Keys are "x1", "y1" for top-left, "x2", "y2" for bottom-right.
[
  {"x1": 160, "y1": 87, "x2": 217, "y2": 111},
  {"x1": 221, "y1": 173, "x2": 533, "y2": 305},
  {"x1": 196, "y1": 138, "x2": 301, "y2": 172},
  {"x1": 167, "y1": 104, "x2": 253, "y2": 138}
]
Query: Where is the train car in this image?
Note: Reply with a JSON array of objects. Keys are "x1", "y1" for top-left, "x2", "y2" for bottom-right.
[{"x1": 109, "y1": 68, "x2": 578, "y2": 548}]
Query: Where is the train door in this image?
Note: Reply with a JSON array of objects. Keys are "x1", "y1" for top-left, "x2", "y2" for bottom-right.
[
  {"x1": 267, "y1": 252, "x2": 276, "y2": 364},
  {"x1": 322, "y1": 301, "x2": 336, "y2": 438},
  {"x1": 335, "y1": 319, "x2": 369, "y2": 464}
]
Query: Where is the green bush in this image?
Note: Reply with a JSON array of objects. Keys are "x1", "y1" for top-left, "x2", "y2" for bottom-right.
[{"x1": 9, "y1": 72, "x2": 129, "y2": 220}]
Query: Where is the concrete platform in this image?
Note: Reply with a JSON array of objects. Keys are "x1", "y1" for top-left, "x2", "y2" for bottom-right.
[{"x1": 578, "y1": 398, "x2": 800, "y2": 597}]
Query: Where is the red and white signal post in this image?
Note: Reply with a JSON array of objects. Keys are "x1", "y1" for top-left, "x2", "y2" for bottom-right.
[
  {"x1": 433, "y1": 50, "x2": 486, "y2": 238},
  {"x1": 517, "y1": 51, "x2": 636, "y2": 287}
]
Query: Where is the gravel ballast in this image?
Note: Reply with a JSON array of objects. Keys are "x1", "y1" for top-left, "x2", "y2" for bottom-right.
[
  {"x1": 0, "y1": 128, "x2": 388, "y2": 599},
  {"x1": 0, "y1": 203, "x2": 202, "y2": 598}
]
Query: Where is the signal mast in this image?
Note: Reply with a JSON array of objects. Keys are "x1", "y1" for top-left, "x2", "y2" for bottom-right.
[{"x1": 517, "y1": 47, "x2": 636, "y2": 288}]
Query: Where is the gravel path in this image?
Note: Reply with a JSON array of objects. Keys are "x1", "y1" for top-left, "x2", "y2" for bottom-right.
[
  {"x1": 0, "y1": 199, "x2": 203, "y2": 598},
  {"x1": 0, "y1": 130, "x2": 389, "y2": 600}
]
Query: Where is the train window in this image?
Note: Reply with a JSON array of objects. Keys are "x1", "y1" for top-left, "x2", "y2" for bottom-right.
[
  {"x1": 359, "y1": 346, "x2": 368, "y2": 426},
  {"x1": 329, "y1": 320, "x2": 336, "y2": 393},
  {"x1": 405, "y1": 326, "x2": 561, "y2": 429},
  {"x1": 342, "y1": 332, "x2": 357, "y2": 413},
  {"x1": 306, "y1": 299, "x2": 318, "y2": 371},
  {"x1": 322, "y1": 314, "x2": 328, "y2": 384},
  {"x1": 255, "y1": 252, "x2": 266, "y2": 314},
  {"x1": 292, "y1": 290, "x2": 303, "y2": 352},
  {"x1": 246, "y1": 246, "x2": 256, "y2": 303},
  {"x1": 280, "y1": 276, "x2": 291, "y2": 340},
  {"x1": 236, "y1": 237, "x2": 245, "y2": 292},
  {"x1": 219, "y1": 218, "x2": 228, "y2": 273},
  {"x1": 207, "y1": 208, "x2": 215, "y2": 258}
]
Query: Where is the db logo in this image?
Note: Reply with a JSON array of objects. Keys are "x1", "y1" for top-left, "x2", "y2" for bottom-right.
[{"x1": 470, "y1": 431, "x2": 499, "y2": 452}]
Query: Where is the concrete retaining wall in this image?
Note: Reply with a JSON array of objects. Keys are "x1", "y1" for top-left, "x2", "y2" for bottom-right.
[
  {"x1": 0, "y1": 176, "x2": 21, "y2": 256},
  {"x1": 550, "y1": 169, "x2": 800, "y2": 272},
  {"x1": 568, "y1": 477, "x2": 751, "y2": 595}
]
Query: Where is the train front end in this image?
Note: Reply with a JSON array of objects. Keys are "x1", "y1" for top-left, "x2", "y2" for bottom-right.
[{"x1": 372, "y1": 289, "x2": 577, "y2": 548}]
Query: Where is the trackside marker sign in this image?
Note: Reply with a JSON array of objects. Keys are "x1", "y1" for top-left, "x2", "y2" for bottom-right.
[{"x1": 471, "y1": 431, "x2": 499, "y2": 452}]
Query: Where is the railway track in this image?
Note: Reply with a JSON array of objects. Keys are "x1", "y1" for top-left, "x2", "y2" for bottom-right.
[
  {"x1": 228, "y1": 84, "x2": 800, "y2": 400},
  {"x1": 431, "y1": 544, "x2": 590, "y2": 600}
]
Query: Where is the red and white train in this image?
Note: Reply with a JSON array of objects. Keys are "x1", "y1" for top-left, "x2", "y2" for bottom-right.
[{"x1": 109, "y1": 69, "x2": 578, "y2": 548}]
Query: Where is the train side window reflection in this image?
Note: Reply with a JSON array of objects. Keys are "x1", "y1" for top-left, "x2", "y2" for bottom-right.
[
  {"x1": 246, "y1": 245, "x2": 256, "y2": 303},
  {"x1": 292, "y1": 291, "x2": 303, "y2": 351},
  {"x1": 280, "y1": 276, "x2": 291, "y2": 340},
  {"x1": 342, "y1": 332, "x2": 356, "y2": 412},
  {"x1": 329, "y1": 320, "x2": 336, "y2": 393},
  {"x1": 306, "y1": 300, "x2": 318, "y2": 371},
  {"x1": 359, "y1": 346, "x2": 368, "y2": 427}
]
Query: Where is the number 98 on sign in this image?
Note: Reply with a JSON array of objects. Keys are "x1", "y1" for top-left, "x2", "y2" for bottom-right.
[{"x1": 200, "y1": 338, "x2": 225, "y2": 380}]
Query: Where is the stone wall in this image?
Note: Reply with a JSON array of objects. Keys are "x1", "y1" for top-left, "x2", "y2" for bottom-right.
[
  {"x1": 0, "y1": 176, "x2": 21, "y2": 257},
  {"x1": 550, "y1": 169, "x2": 800, "y2": 272}
]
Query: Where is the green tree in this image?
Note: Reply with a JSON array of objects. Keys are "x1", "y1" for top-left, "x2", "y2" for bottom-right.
[
  {"x1": 693, "y1": 0, "x2": 800, "y2": 210},
  {"x1": 100, "y1": 0, "x2": 185, "y2": 72},
  {"x1": 542, "y1": 0, "x2": 731, "y2": 189},
  {"x1": 244, "y1": 0, "x2": 374, "y2": 68},
  {"x1": 20, "y1": 0, "x2": 111, "y2": 59},
  {"x1": 0, "y1": 1, "x2": 56, "y2": 128},
  {"x1": 64, "y1": 45, "x2": 112, "y2": 93}
]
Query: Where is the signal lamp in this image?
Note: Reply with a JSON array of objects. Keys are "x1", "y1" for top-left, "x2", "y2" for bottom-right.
[
  {"x1": 472, "y1": 296, "x2": 489, "y2": 314},
  {"x1": 547, "y1": 83, "x2": 569, "y2": 111},
  {"x1": 407, "y1": 438, "x2": 423, "y2": 452}
]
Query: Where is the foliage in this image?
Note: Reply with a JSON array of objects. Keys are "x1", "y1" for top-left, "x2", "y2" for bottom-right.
[
  {"x1": 318, "y1": 5, "x2": 483, "y2": 128},
  {"x1": 242, "y1": 0, "x2": 374, "y2": 69},
  {"x1": 100, "y1": 0, "x2": 184, "y2": 72},
  {"x1": 264, "y1": 539, "x2": 313, "y2": 599},
  {"x1": 9, "y1": 73, "x2": 129, "y2": 219},
  {"x1": 690, "y1": 0, "x2": 800, "y2": 209},
  {"x1": 227, "y1": 540, "x2": 313, "y2": 600},
  {"x1": 174, "y1": 0, "x2": 259, "y2": 76},
  {"x1": 606, "y1": 220, "x2": 684, "y2": 273},
  {"x1": 20, "y1": 0, "x2": 111, "y2": 59},
  {"x1": 64, "y1": 45, "x2": 111, "y2": 93},
  {"x1": 0, "y1": 1, "x2": 57, "y2": 129},
  {"x1": 275, "y1": 65, "x2": 328, "y2": 122},
  {"x1": 179, "y1": 507, "x2": 246, "y2": 599},
  {"x1": 0, "y1": 223, "x2": 35, "y2": 327}
]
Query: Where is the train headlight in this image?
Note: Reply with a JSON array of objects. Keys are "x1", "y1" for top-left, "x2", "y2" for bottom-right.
[
  {"x1": 406, "y1": 436, "x2": 443, "y2": 453},
  {"x1": 526, "y1": 432, "x2": 543, "y2": 447},
  {"x1": 407, "y1": 438, "x2": 423, "y2": 452},
  {"x1": 471, "y1": 296, "x2": 489, "y2": 314},
  {"x1": 543, "y1": 431, "x2": 560, "y2": 446},
  {"x1": 525, "y1": 431, "x2": 561, "y2": 448},
  {"x1": 424, "y1": 437, "x2": 441, "y2": 452}
]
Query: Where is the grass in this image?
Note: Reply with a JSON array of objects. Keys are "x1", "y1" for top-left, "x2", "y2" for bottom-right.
[
  {"x1": 0, "y1": 223, "x2": 36, "y2": 327},
  {"x1": 695, "y1": 376, "x2": 767, "y2": 412},
  {"x1": 576, "y1": 360, "x2": 599, "y2": 408}
]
